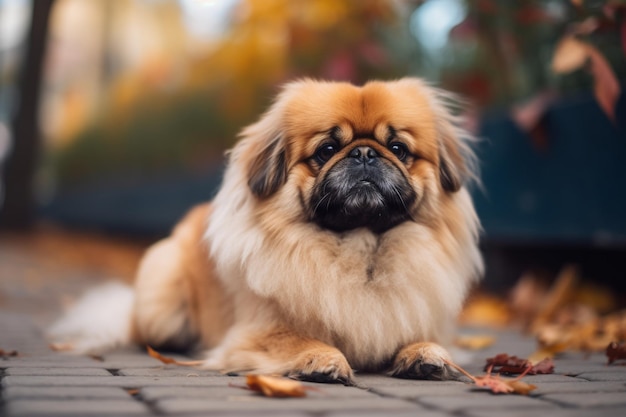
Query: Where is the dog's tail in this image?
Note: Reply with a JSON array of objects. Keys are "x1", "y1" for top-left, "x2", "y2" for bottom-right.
[{"x1": 48, "y1": 281, "x2": 135, "y2": 354}]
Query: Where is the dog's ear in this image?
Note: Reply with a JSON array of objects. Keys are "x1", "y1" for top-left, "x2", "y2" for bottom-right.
[
  {"x1": 437, "y1": 124, "x2": 466, "y2": 193},
  {"x1": 395, "y1": 78, "x2": 477, "y2": 193},
  {"x1": 237, "y1": 93, "x2": 290, "y2": 199},
  {"x1": 247, "y1": 131, "x2": 288, "y2": 198},
  {"x1": 431, "y1": 89, "x2": 477, "y2": 193}
]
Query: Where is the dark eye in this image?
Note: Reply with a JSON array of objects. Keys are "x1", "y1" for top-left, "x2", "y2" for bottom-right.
[
  {"x1": 389, "y1": 142, "x2": 408, "y2": 161},
  {"x1": 314, "y1": 143, "x2": 338, "y2": 164}
]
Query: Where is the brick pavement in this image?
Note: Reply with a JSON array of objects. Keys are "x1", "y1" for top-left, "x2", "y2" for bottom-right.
[{"x1": 1, "y1": 236, "x2": 626, "y2": 416}]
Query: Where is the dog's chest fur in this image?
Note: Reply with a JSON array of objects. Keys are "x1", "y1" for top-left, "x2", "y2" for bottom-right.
[{"x1": 211, "y1": 212, "x2": 476, "y2": 369}]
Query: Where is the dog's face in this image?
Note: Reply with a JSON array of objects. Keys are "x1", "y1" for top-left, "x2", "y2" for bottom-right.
[{"x1": 241, "y1": 78, "x2": 472, "y2": 234}]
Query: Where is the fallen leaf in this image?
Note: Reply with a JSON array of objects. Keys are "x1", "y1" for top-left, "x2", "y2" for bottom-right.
[
  {"x1": 527, "y1": 346, "x2": 566, "y2": 364},
  {"x1": 446, "y1": 360, "x2": 537, "y2": 395},
  {"x1": 530, "y1": 265, "x2": 579, "y2": 332},
  {"x1": 459, "y1": 293, "x2": 512, "y2": 328},
  {"x1": 456, "y1": 335, "x2": 496, "y2": 350},
  {"x1": 245, "y1": 375, "x2": 307, "y2": 398},
  {"x1": 0, "y1": 349, "x2": 18, "y2": 359},
  {"x1": 509, "y1": 272, "x2": 550, "y2": 326},
  {"x1": 48, "y1": 342, "x2": 74, "y2": 352},
  {"x1": 506, "y1": 379, "x2": 538, "y2": 396},
  {"x1": 485, "y1": 354, "x2": 554, "y2": 375},
  {"x1": 606, "y1": 341, "x2": 626, "y2": 365},
  {"x1": 146, "y1": 346, "x2": 204, "y2": 367}
]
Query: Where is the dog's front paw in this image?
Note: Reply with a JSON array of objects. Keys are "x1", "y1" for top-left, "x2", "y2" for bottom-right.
[
  {"x1": 389, "y1": 342, "x2": 456, "y2": 380},
  {"x1": 288, "y1": 347, "x2": 354, "y2": 385}
]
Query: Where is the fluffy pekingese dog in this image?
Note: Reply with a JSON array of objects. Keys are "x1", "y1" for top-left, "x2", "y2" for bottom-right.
[{"x1": 50, "y1": 78, "x2": 483, "y2": 384}]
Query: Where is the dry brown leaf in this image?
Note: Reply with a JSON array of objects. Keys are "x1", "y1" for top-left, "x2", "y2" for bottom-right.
[
  {"x1": 606, "y1": 341, "x2": 626, "y2": 365},
  {"x1": 485, "y1": 354, "x2": 554, "y2": 375},
  {"x1": 456, "y1": 335, "x2": 496, "y2": 350},
  {"x1": 573, "y1": 284, "x2": 616, "y2": 315},
  {"x1": 245, "y1": 375, "x2": 307, "y2": 398},
  {"x1": 459, "y1": 293, "x2": 512, "y2": 328},
  {"x1": 48, "y1": 342, "x2": 74, "y2": 352},
  {"x1": 509, "y1": 272, "x2": 550, "y2": 326},
  {"x1": 506, "y1": 379, "x2": 538, "y2": 396},
  {"x1": 0, "y1": 349, "x2": 19, "y2": 358},
  {"x1": 528, "y1": 346, "x2": 567, "y2": 364},
  {"x1": 446, "y1": 360, "x2": 537, "y2": 395},
  {"x1": 146, "y1": 346, "x2": 204, "y2": 367},
  {"x1": 530, "y1": 265, "x2": 579, "y2": 332}
]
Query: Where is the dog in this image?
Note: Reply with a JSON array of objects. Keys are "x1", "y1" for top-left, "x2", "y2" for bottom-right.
[{"x1": 50, "y1": 78, "x2": 483, "y2": 384}]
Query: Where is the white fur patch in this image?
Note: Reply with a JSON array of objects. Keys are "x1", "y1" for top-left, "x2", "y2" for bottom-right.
[{"x1": 48, "y1": 281, "x2": 135, "y2": 354}]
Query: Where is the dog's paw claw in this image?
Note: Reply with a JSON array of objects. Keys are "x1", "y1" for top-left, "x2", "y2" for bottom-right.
[
  {"x1": 389, "y1": 342, "x2": 457, "y2": 381},
  {"x1": 288, "y1": 349, "x2": 354, "y2": 385},
  {"x1": 288, "y1": 370, "x2": 353, "y2": 385}
]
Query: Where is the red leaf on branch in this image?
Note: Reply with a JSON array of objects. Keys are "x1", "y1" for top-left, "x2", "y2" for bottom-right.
[
  {"x1": 552, "y1": 36, "x2": 621, "y2": 123},
  {"x1": 586, "y1": 45, "x2": 621, "y2": 123}
]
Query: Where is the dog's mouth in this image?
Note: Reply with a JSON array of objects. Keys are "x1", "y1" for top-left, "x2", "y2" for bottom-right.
[{"x1": 309, "y1": 160, "x2": 416, "y2": 234}]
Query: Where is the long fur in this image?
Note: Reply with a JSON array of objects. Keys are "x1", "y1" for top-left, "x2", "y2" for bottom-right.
[{"x1": 50, "y1": 78, "x2": 483, "y2": 380}]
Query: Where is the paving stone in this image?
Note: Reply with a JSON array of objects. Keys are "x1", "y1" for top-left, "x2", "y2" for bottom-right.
[
  {"x1": 173, "y1": 412, "x2": 312, "y2": 417},
  {"x1": 3, "y1": 386, "x2": 131, "y2": 400},
  {"x1": 327, "y1": 411, "x2": 451, "y2": 417},
  {"x1": 1, "y1": 355, "x2": 106, "y2": 368},
  {"x1": 369, "y1": 382, "x2": 472, "y2": 398},
  {"x1": 575, "y1": 371, "x2": 626, "y2": 381},
  {"x1": 5, "y1": 367, "x2": 112, "y2": 376},
  {"x1": 155, "y1": 396, "x2": 420, "y2": 414},
  {"x1": 466, "y1": 408, "x2": 626, "y2": 417},
  {"x1": 533, "y1": 381, "x2": 626, "y2": 395},
  {"x1": 139, "y1": 384, "x2": 377, "y2": 401},
  {"x1": 518, "y1": 374, "x2": 584, "y2": 383},
  {"x1": 5, "y1": 399, "x2": 149, "y2": 416},
  {"x1": 552, "y1": 357, "x2": 614, "y2": 375},
  {"x1": 416, "y1": 393, "x2": 559, "y2": 412},
  {"x1": 2, "y1": 375, "x2": 248, "y2": 388},
  {"x1": 542, "y1": 392, "x2": 626, "y2": 408},
  {"x1": 355, "y1": 375, "x2": 464, "y2": 388},
  {"x1": 94, "y1": 353, "x2": 172, "y2": 368},
  {"x1": 118, "y1": 367, "x2": 223, "y2": 377}
]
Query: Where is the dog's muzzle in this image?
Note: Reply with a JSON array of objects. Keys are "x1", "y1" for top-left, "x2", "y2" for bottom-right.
[{"x1": 310, "y1": 146, "x2": 416, "y2": 234}]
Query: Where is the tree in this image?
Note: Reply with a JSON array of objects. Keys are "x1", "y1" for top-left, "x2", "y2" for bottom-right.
[{"x1": 0, "y1": 0, "x2": 55, "y2": 229}]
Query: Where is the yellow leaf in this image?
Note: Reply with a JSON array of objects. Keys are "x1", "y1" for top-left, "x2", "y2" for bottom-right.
[
  {"x1": 551, "y1": 36, "x2": 589, "y2": 74},
  {"x1": 459, "y1": 294, "x2": 511, "y2": 328},
  {"x1": 146, "y1": 346, "x2": 204, "y2": 366},
  {"x1": 506, "y1": 380, "x2": 537, "y2": 395},
  {"x1": 246, "y1": 375, "x2": 307, "y2": 398},
  {"x1": 455, "y1": 335, "x2": 496, "y2": 350}
]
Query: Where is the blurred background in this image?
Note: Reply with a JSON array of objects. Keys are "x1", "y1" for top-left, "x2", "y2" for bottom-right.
[{"x1": 1, "y1": 0, "x2": 625, "y2": 300}]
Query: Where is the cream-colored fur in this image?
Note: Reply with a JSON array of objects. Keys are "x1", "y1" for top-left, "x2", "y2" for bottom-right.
[{"x1": 50, "y1": 78, "x2": 483, "y2": 382}]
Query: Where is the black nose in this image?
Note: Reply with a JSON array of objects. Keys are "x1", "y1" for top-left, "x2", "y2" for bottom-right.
[{"x1": 349, "y1": 146, "x2": 378, "y2": 164}]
